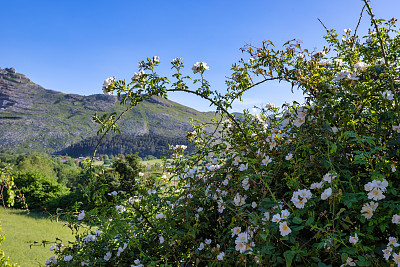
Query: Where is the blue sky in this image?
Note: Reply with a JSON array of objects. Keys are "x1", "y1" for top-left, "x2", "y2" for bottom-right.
[{"x1": 1, "y1": 0, "x2": 399, "y2": 112}]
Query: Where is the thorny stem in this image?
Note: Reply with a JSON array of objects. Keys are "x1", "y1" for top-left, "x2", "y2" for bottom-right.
[
  {"x1": 353, "y1": 4, "x2": 367, "y2": 41},
  {"x1": 89, "y1": 105, "x2": 134, "y2": 180}
]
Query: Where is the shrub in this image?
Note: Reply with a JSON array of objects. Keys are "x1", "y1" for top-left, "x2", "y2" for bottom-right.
[
  {"x1": 48, "y1": 3, "x2": 400, "y2": 266},
  {"x1": 13, "y1": 171, "x2": 69, "y2": 210}
]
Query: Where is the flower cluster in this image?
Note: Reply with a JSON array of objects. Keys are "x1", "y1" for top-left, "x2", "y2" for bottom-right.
[
  {"x1": 231, "y1": 228, "x2": 254, "y2": 254},
  {"x1": 364, "y1": 179, "x2": 388, "y2": 201},
  {"x1": 360, "y1": 201, "x2": 379, "y2": 219},
  {"x1": 382, "y1": 237, "x2": 400, "y2": 263},
  {"x1": 102, "y1": 77, "x2": 115, "y2": 95},
  {"x1": 293, "y1": 107, "x2": 308, "y2": 127},
  {"x1": 291, "y1": 189, "x2": 312, "y2": 209},
  {"x1": 132, "y1": 70, "x2": 146, "y2": 80},
  {"x1": 271, "y1": 209, "x2": 292, "y2": 236},
  {"x1": 192, "y1": 61, "x2": 209, "y2": 74}
]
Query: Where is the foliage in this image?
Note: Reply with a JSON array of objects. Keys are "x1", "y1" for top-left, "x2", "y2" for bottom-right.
[
  {"x1": 48, "y1": 3, "x2": 400, "y2": 266},
  {"x1": 15, "y1": 152, "x2": 59, "y2": 179},
  {"x1": 0, "y1": 168, "x2": 23, "y2": 266},
  {"x1": 13, "y1": 171, "x2": 70, "y2": 210},
  {"x1": 59, "y1": 133, "x2": 196, "y2": 158},
  {"x1": 112, "y1": 154, "x2": 144, "y2": 193}
]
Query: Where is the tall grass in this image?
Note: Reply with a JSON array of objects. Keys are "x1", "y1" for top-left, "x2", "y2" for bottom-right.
[{"x1": 0, "y1": 208, "x2": 75, "y2": 267}]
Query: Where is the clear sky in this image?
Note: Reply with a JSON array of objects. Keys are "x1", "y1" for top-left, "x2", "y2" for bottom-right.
[{"x1": 1, "y1": 0, "x2": 399, "y2": 112}]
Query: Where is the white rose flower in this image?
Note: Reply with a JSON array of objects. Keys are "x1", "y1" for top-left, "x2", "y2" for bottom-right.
[
  {"x1": 310, "y1": 181, "x2": 324, "y2": 189},
  {"x1": 285, "y1": 153, "x2": 293, "y2": 160},
  {"x1": 108, "y1": 191, "x2": 117, "y2": 196},
  {"x1": 231, "y1": 227, "x2": 241, "y2": 237},
  {"x1": 297, "y1": 53, "x2": 305, "y2": 59},
  {"x1": 382, "y1": 247, "x2": 393, "y2": 261},
  {"x1": 132, "y1": 70, "x2": 145, "y2": 80},
  {"x1": 239, "y1": 163, "x2": 248, "y2": 171},
  {"x1": 192, "y1": 61, "x2": 209, "y2": 74},
  {"x1": 293, "y1": 117, "x2": 306, "y2": 127},
  {"x1": 281, "y1": 209, "x2": 290, "y2": 219},
  {"x1": 334, "y1": 58, "x2": 344, "y2": 66},
  {"x1": 334, "y1": 70, "x2": 350, "y2": 81},
  {"x1": 78, "y1": 210, "x2": 85, "y2": 221},
  {"x1": 367, "y1": 188, "x2": 385, "y2": 201},
  {"x1": 236, "y1": 232, "x2": 249, "y2": 244},
  {"x1": 392, "y1": 214, "x2": 400, "y2": 224},
  {"x1": 388, "y1": 237, "x2": 400, "y2": 247},
  {"x1": 279, "y1": 221, "x2": 292, "y2": 236},
  {"x1": 322, "y1": 172, "x2": 336, "y2": 183},
  {"x1": 198, "y1": 242, "x2": 205, "y2": 250},
  {"x1": 393, "y1": 253, "x2": 400, "y2": 265},
  {"x1": 102, "y1": 77, "x2": 115, "y2": 95},
  {"x1": 391, "y1": 164, "x2": 397, "y2": 172},
  {"x1": 46, "y1": 256, "x2": 57, "y2": 265},
  {"x1": 217, "y1": 252, "x2": 225, "y2": 260},
  {"x1": 115, "y1": 205, "x2": 125, "y2": 213},
  {"x1": 381, "y1": 90, "x2": 394, "y2": 100},
  {"x1": 321, "y1": 187, "x2": 332, "y2": 200},
  {"x1": 104, "y1": 252, "x2": 112, "y2": 261},
  {"x1": 354, "y1": 61, "x2": 368, "y2": 72},
  {"x1": 262, "y1": 156, "x2": 272, "y2": 166},
  {"x1": 172, "y1": 57, "x2": 182, "y2": 63},
  {"x1": 64, "y1": 255, "x2": 73, "y2": 262},
  {"x1": 349, "y1": 233, "x2": 359, "y2": 245},
  {"x1": 271, "y1": 213, "x2": 281, "y2": 223},
  {"x1": 233, "y1": 193, "x2": 246, "y2": 206}
]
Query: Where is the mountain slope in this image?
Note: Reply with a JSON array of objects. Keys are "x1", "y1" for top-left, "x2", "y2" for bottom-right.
[{"x1": 0, "y1": 67, "x2": 216, "y2": 155}]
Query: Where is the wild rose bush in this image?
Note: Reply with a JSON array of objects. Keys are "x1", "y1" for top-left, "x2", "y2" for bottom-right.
[{"x1": 48, "y1": 5, "x2": 400, "y2": 267}]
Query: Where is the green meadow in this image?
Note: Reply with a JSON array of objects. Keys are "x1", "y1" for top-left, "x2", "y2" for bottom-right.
[{"x1": 0, "y1": 208, "x2": 75, "y2": 267}]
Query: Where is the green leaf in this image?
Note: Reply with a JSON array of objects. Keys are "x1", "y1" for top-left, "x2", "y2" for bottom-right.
[
  {"x1": 283, "y1": 250, "x2": 296, "y2": 267},
  {"x1": 357, "y1": 255, "x2": 371, "y2": 266},
  {"x1": 305, "y1": 217, "x2": 314, "y2": 226},
  {"x1": 335, "y1": 208, "x2": 346, "y2": 219},
  {"x1": 292, "y1": 217, "x2": 303, "y2": 224},
  {"x1": 329, "y1": 143, "x2": 337, "y2": 154},
  {"x1": 317, "y1": 262, "x2": 332, "y2": 267}
]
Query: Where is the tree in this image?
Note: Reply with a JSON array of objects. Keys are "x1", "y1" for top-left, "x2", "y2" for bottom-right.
[{"x1": 112, "y1": 153, "x2": 144, "y2": 193}]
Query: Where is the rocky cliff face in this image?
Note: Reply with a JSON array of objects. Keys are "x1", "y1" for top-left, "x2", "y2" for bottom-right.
[{"x1": 0, "y1": 68, "x2": 215, "y2": 155}]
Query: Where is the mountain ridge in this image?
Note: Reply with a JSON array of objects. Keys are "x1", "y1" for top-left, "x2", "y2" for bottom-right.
[{"x1": 0, "y1": 67, "x2": 216, "y2": 156}]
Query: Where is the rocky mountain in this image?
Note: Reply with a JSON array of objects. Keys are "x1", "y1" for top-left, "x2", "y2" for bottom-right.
[{"x1": 0, "y1": 67, "x2": 216, "y2": 156}]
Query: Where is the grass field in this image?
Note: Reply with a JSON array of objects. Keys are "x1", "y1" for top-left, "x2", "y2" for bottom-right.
[{"x1": 0, "y1": 208, "x2": 75, "y2": 266}]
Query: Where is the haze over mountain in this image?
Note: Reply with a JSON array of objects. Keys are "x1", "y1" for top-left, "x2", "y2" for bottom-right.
[{"x1": 0, "y1": 67, "x2": 216, "y2": 157}]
